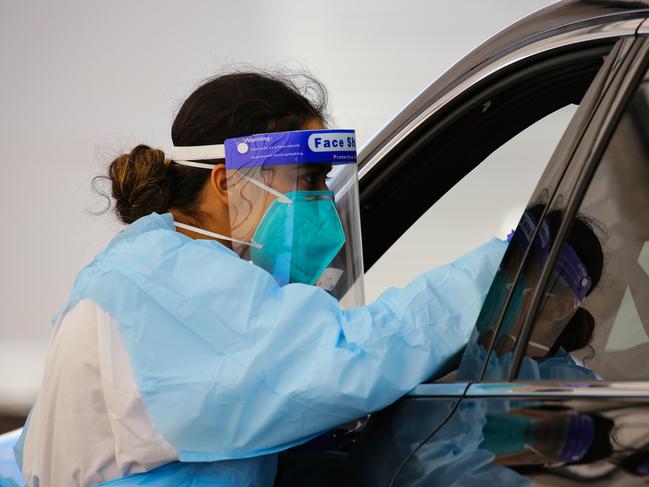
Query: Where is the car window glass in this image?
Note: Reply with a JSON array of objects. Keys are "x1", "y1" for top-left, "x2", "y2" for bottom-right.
[
  {"x1": 424, "y1": 46, "x2": 615, "y2": 382},
  {"x1": 517, "y1": 64, "x2": 649, "y2": 382},
  {"x1": 364, "y1": 105, "x2": 576, "y2": 304},
  {"x1": 358, "y1": 44, "x2": 615, "y2": 382}
]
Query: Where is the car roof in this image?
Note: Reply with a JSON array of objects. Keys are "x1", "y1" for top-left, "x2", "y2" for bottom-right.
[{"x1": 359, "y1": 0, "x2": 649, "y2": 168}]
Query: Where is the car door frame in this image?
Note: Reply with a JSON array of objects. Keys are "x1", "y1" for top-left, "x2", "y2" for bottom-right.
[
  {"x1": 360, "y1": 21, "x2": 647, "y2": 395},
  {"x1": 464, "y1": 31, "x2": 649, "y2": 401},
  {"x1": 354, "y1": 23, "x2": 648, "y2": 487},
  {"x1": 470, "y1": 33, "x2": 646, "y2": 385},
  {"x1": 505, "y1": 33, "x2": 649, "y2": 384},
  {"x1": 381, "y1": 26, "x2": 649, "y2": 487}
]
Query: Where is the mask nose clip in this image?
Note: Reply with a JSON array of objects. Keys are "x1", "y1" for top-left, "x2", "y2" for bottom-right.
[{"x1": 305, "y1": 193, "x2": 335, "y2": 202}]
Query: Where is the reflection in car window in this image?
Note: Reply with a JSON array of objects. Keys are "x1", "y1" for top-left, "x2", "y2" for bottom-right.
[
  {"x1": 364, "y1": 105, "x2": 576, "y2": 304},
  {"x1": 519, "y1": 67, "x2": 649, "y2": 381},
  {"x1": 392, "y1": 396, "x2": 619, "y2": 486},
  {"x1": 363, "y1": 46, "x2": 614, "y2": 383},
  {"x1": 367, "y1": 107, "x2": 583, "y2": 383},
  {"x1": 455, "y1": 205, "x2": 600, "y2": 382},
  {"x1": 477, "y1": 207, "x2": 604, "y2": 383}
]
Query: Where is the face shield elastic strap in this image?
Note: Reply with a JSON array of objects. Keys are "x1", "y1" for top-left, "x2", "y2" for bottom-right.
[
  {"x1": 171, "y1": 150, "x2": 319, "y2": 249},
  {"x1": 168, "y1": 145, "x2": 267, "y2": 249},
  {"x1": 171, "y1": 144, "x2": 292, "y2": 204},
  {"x1": 174, "y1": 161, "x2": 292, "y2": 206},
  {"x1": 169, "y1": 161, "x2": 290, "y2": 249}
]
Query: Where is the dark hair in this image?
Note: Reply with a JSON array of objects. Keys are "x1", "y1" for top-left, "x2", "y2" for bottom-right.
[
  {"x1": 99, "y1": 70, "x2": 329, "y2": 224},
  {"x1": 551, "y1": 307, "x2": 595, "y2": 355},
  {"x1": 578, "y1": 413, "x2": 614, "y2": 464}
]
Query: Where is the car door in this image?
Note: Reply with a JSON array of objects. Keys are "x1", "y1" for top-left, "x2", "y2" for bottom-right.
[
  {"x1": 377, "y1": 28, "x2": 649, "y2": 487},
  {"x1": 349, "y1": 20, "x2": 645, "y2": 487}
]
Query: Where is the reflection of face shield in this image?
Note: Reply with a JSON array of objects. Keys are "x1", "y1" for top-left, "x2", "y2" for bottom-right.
[
  {"x1": 505, "y1": 212, "x2": 593, "y2": 354},
  {"x1": 553, "y1": 243, "x2": 592, "y2": 302},
  {"x1": 530, "y1": 244, "x2": 592, "y2": 353},
  {"x1": 482, "y1": 411, "x2": 596, "y2": 464},
  {"x1": 170, "y1": 129, "x2": 364, "y2": 307}
]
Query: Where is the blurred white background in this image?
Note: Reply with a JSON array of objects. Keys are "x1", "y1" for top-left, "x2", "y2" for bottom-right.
[{"x1": 0, "y1": 0, "x2": 554, "y2": 415}]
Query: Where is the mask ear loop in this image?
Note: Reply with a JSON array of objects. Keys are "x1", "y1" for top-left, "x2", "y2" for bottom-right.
[
  {"x1": 174, "y1": 221, "x2": 262, "y2": 250},
  {"x1": 237, "y1": 171, "x2": 292, "y2": 204},
  {"x1": 506, "y1": 334, "x2": 552, "y2": 353},
  {"x1": 171, "y1": 145, "x2": 291, "y2": 244},
  {"x1": 528, "y1": 340, "x2": 551, "y2": 352},
  {"x1": 170, "y1": 156, "x2": 267, "y2": 249}
]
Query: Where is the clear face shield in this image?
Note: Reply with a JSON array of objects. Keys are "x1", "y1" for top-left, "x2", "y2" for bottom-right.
[
  {"x1": 528, "y1": 242, "x2": 592, "y2": 355},
  {"x1": 171, "y1": 129, "x2": 365, "y2": 307},
  {"x1": 503, "y1": 212, "x2": 592, "y2": 356}
]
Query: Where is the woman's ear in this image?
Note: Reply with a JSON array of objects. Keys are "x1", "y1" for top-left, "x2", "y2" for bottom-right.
[
  {"x1": 209, "y1": 163, "x2": 229, "y2": 204},
  {"x1": 546, "y1": 295, "x2": 577, "y2": 322}
]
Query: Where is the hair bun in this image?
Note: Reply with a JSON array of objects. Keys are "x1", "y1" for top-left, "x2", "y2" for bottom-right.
[{"x1": 108, "y1": 144, "x2": 172, "y2": 224}]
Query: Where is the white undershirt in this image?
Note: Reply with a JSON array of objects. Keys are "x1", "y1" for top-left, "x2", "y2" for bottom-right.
[{"x1": 22, "y1": 299, "x2": 177, "y2": 486}]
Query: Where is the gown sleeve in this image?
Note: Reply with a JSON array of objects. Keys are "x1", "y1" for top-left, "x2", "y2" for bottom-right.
[{"x1": 79, "y1": 232, "x2": 507, "y2": 462}]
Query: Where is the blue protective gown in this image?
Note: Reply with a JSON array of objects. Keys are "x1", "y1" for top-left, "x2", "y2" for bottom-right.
[{"x1": 17, "y1": 212, "x2": 506, "y2": 486}]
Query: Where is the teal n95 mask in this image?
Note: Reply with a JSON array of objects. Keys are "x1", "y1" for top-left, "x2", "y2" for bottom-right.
[
  {"x1": 251, "y1": 189, "x2": 345, "y2": 286},
  {"x1": 170, "y1": 128, "x2": 365, "y2": 308}
]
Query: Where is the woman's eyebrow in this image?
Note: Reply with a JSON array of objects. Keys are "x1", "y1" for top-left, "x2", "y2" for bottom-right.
[{"x1": 303, "y1": 164, "x2": 332, "y2": 174}]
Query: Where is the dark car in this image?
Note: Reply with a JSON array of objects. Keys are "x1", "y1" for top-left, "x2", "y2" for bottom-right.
[
  {"x1": 4, "y1": 1, "x2": 649, "y2": 485},
  {"x1": 279, "y1": 1, "x2": 649, "y2": 485}
]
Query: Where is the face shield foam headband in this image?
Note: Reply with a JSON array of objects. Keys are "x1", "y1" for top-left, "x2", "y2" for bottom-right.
[
  {"x1": 169, "y1": 128, "x2": 358, "y2": 286},
  {"x1": 507, "y1": 212, "x2": 592, "y2": 302}
]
